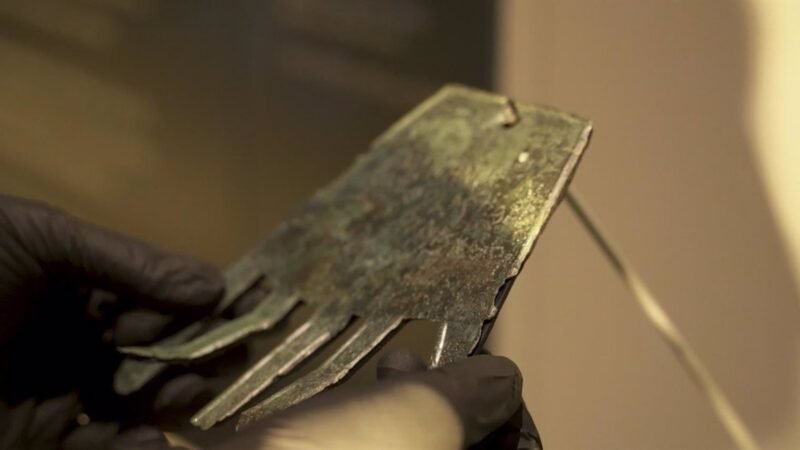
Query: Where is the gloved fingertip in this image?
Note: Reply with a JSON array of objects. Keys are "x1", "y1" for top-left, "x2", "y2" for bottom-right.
[
  {"x1": 442, "y1": 355, "x2": 522, "y2": 386},
  {"x1": 431, "y1": 355, "x2": 524, "y2": 445},
  {"x1": 85, "y1": 289, "x2": 120, "y2": 322},
  {"x1": 63, "y1": 422, "x2": 119, "y2": 450},
  {"x1": 112, "y1": 426, "x2": 173, "y2": 450},
  {"x1": 154, "y1": 258, "x2": 225, "y2": 312},
  {"x1": 34, "y1": 205, "x2": 227, "y2": 314},
  {"x1": 376, "y1": 348, "x2": 428, "y2": 379},
  {"x1": 229, "y1": 283, "x2": 271, "y2": 318},
  {"x1": 28, "y1": 393, "x2": 81, "y2": 444},
  {"x1": 0, "y1": 399, "x2": 35, "y2": 449},
  {"x1": 153, "y1": 373, "x2": 212, "y2": 414},
  {"x1": 112, "y1": 310, "x2": 173, "y2": 346},
  {"x1": 518, "y1": 402, "x2": 543, "y2": 450}
]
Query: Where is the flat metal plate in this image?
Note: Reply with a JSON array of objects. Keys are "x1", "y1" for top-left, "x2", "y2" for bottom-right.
[{"x1": 117, "y1": 84, "x2": 592, "y2": 429}]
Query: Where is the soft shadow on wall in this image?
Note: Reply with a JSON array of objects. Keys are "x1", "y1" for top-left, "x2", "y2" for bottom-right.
[
  {"x1": 0, "y1": 0, "x2": 266, "y2": 262},
  {"x1": 494, "y1": 1, "x2": 800, "y2": 450},
  {"x1": 0, "y1": 0, "x2": 494, "y2": 264}
]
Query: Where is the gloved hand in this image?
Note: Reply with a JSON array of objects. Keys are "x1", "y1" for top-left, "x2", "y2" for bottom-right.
[
  {"x1": 0, "y1": 195, "x2": 225, "y2": 450},
  {"x1": 0, "y1": 194, "x2": 542, "y2": 450},
  {"x1": 216, "y1": 349, "x2": 542, "y2": 450}
]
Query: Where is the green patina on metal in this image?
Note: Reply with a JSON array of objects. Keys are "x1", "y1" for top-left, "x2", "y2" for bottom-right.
[{"x1": 115, "y1": 85, "x2": 592, "y2": 430}]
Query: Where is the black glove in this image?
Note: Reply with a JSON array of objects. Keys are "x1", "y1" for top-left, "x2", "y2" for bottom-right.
[
  {"x1": 378, "y1": 350, "x2": 542, "y2": 450},
  {"x1": 0, "y1": 195, "x2": 224, "y2": 450},
  {"x1": 218, "y1": 350, "x2": 541, "y2": 450}
]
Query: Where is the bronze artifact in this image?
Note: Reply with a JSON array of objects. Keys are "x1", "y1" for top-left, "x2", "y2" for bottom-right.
[{"x1": 116, "y1": 85, "x2": 592, "y2": 430}]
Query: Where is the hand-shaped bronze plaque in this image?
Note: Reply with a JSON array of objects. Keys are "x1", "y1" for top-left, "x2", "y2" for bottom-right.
[{"x1": 117, "y1": 85, "x2": 592, "y2": 430}]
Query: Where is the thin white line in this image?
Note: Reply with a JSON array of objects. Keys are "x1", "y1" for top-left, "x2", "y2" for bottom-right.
[{"x1": 565, "y1": 191, "x2": 761, "y2": 450}]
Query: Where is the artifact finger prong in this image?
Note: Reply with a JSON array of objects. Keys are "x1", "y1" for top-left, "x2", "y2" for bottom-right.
[
  {"x1": 236, "y1": 315, "x2": 405, "y2": 429},
  {"x1": 431, "y1": 320, "x2": 482, "y2": 367},
  {"x1": 190, "y1": 306, "x2": 352, "y2": 430},
  {"x1": 119, "y1": 293, "x2": 300, "y2": 361}
]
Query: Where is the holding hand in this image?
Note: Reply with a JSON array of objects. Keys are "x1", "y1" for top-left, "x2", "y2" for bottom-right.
[
  {"x1": 0, "y1": 195, "x2": 541, "y2": 450},
  {"x1": 0, "y1": 195, "x2": 224, "y2": 449}
]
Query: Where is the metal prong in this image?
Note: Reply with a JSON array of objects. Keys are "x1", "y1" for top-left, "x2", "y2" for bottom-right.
[
  {"x1": 114, "y1": 322, "x2": 204, "y2": 394},
  {"x1": 237, "y1": 316, "x2": 404, "y2": 429},
  {"x1": 114, "y1": 263, "x2": 263, "y2": 394},
  {"x1": 430, "y1": 321, "x2": 482, "y2": 367},
  {"x1": 191, "y1": 307, "x2": 352, "y2": 430},
  {"x1": 120, "y1": 294, "x2": 299, "y2": 361}
]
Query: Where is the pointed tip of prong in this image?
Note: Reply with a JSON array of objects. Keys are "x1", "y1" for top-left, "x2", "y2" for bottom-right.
[
  {"x1": 190, "y1": 410, "x2": 221, "y2": 431},
  {"x1": 117, "y1": 345, "x2": 155, "y2": 358},
  {"x1": 236, "y1": 401, "x2": 286, "y2": 431},
  {"x1": 236, "y1": 394, "x2": 289, "y2": 430},
  {"x1": 235, "y1": 410, "x2": 263, "y2": 431}
]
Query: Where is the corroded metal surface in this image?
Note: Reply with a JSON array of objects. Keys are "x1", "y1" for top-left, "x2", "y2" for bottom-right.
[{"x1": 118, "y1": 85, "x2": 592, "y2": 430}]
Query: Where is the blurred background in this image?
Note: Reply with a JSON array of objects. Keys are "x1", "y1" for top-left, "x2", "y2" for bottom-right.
[{"x1": 0, "y1": 1, "x2": 798, "y2": 449}]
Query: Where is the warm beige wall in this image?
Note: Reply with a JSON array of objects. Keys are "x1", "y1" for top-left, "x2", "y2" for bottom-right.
[
  {"x1": 748, "y1": 0, "x2": 800, "y2": 296},
  {"x1": 0, "y1": 1, "x2": 319, "y2": 265},
  {"x1": 493, "y1": 1, "x2": 800, "y2": 449}
]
